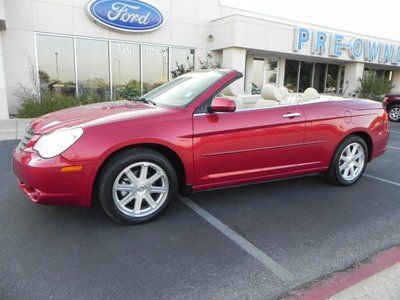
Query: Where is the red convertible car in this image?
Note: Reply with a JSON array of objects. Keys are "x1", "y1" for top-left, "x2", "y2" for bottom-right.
[{"x1": 13, "y1": 69, "x2": 389, "y2": 224}]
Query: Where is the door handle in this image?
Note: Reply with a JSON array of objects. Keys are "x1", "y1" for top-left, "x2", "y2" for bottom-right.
[{"x1": 283, "y1": 112, "x2": 302, "y2": 118}]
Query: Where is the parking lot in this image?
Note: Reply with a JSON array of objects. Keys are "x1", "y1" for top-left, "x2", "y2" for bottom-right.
[{"x1": 0, "y1": 122, "x2": 399, "y2": 300}]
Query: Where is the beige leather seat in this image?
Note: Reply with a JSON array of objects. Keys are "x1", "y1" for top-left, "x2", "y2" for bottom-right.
[
  {"x1": 220, "y1": 86, "x2": 244, "y2": 110},
  {"x1": 301, "y1": 87, "x2": 320, "y2": 102},
  {"x1": 254, "y1": 84, "x2": 280, "y2": 108},
  {"x1": 278, "y1": 87, "x2": 289, "y2": 99}
]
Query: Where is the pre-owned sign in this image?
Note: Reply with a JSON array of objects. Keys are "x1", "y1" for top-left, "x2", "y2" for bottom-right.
[
  {"x1": 294, "y1": 27, "x2": 400, "y2": 65},
  {"x1": 86, "y1": 0, "x2": 164, "y2": 33}
]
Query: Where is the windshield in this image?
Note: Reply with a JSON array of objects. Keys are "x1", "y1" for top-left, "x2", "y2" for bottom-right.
[{"x1": 141, "y1": 71, "x2": 225, "y2": 107}]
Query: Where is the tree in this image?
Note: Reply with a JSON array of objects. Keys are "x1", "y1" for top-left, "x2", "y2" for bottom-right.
[{"x1": 356, "y1": 72, "x2": 392, "y2": 101}]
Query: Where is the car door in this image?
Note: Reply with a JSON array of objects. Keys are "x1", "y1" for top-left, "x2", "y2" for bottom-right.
[{"x1": 192, "y1": 103, "x2": 307, "y2": 190}]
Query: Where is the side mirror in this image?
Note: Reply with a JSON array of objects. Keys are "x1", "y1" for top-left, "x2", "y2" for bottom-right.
[{"x1": 208, "y1": 97, "x2": 236, "y2": 113}]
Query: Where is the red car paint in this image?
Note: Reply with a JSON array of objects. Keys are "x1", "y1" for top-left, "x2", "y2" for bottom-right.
[{"x1": 12, "y1": 70, "x2": 389, "y2": 207}]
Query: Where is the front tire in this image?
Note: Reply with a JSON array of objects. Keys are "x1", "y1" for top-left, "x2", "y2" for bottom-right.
[
  {"x1": 327, "y1": 135, "x2": 368, "y2": 186},
  {"x1": 388, "y1": 104, "x2": 400, "y2": 122},
  {"x1": 97, "y1": 148, "x2": 178, "y2": 224}
]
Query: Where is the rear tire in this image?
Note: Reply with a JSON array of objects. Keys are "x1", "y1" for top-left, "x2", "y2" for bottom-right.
[
  {"x1": 388, "y1": 104, "x2": 400, "y2": 122},
  {"x1": 327, "y1": 135, "x2": 368, "y2": 186},
  {"x1": 97, "y1": 148, "x2": 178, "y2": 224}
]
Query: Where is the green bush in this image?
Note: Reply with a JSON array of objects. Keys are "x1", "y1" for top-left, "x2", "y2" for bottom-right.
[
  {"x1": 356, "y1": 72, "x2": 392, "y2": 101},
  {"x1": 17, "y1": 91, "x2": 110, "y2": 118}
]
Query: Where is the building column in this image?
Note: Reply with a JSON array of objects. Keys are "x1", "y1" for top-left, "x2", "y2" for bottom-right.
[
  {"x1": 222, "y1": 47, "x2": 246, "y2": 94},
  {"x1": 343, "y1": 62, "x2": 364, "y2": 97},
  {"x1": 391, "y1": 70, "x2": 400, "y2": 93}
]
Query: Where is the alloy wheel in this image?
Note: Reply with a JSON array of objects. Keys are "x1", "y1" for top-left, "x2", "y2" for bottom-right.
[
  {"x1": 112, "y1": 162, "x2": 169, "y2": 217},
  {"x1": 389, "y1": 107, "x2": 400, "y2": 121},
  {"x1": 338, "y1": 142, "x2": 365, "y2": 181}
]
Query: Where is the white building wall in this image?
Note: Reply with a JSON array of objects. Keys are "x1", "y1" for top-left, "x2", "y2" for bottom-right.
[
  {"x1": 221, "y1": 47, "x2": 246, "y2": 93},
  {"x1": 343, "y1": 62, "x2": 364, "y2": 97},
  {"x1": 0, "y1": 0, "x2": 228, "y2": 115}
]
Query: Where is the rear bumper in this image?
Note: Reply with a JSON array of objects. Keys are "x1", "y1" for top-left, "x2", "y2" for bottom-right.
[{"x1": 12, "y1": 148, "x2": 100, "y2": 207}]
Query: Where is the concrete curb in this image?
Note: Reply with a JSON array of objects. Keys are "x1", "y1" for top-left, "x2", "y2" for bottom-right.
[
  {"x1": 285, "y1": 245, "x2": 400, "y2": 299},
  {"x1": 0, "y1": 118, "x2": 34, "y2": 141}
]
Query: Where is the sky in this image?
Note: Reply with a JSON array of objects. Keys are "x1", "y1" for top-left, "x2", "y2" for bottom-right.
[{"x1": 222, "y1": 0, "x2": 400, "y2": 41}]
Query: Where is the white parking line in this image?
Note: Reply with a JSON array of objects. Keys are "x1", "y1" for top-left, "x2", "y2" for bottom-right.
[
  {"x1": 388, "y1": 146, "x2": 400, "y2": 150},
  {"x1": 365, "y1": 174, "x2": 400, "y2": 188},
  {"x1": 180, "y1": 196, "x2": 294, "y2": 282}
]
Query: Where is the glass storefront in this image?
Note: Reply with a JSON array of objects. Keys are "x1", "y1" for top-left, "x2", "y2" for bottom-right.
[
  {"x1": 364, "y1": 67, "x2": 393, "y2": 82},
  {"x1": 36, "y1": 35, "x2": 76, "y2": 95},
  {"x1": 250, "y1": 58, "x2": 279, "y2": 94},
  {"x1": 298, "y1": 61, "x2": 313, "y2": 93},
  {"x1": 170, "y1": 47, "x2": 195, "y2": 79},
  {"x1": 35, "y1": 34, "x2": 195, "y2": 99},
  {"x1": 326, "y1": 64, "x2": 340, "y2": 94},
  {"x1": 110, "y1": 42, "x2": 140, "y2": 100},
  {"x1": 76, "y1": 38, "x2": 110, "y2": 99},
  {"x1": 284, "y1": 59, "x2": 300, "y2": 92},
  {"x1": 284, "y1": 59, "x2": 343, "y2": 94},
  {"x1": 313, "y1": 63, "x2": 327, "y2": 93},
  {"x1": 142, "y1": 45, "x2": 169, "y2": 92}
]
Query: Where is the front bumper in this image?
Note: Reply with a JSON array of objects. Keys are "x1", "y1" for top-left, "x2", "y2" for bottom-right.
[{"x1": 12, "y1": 148, "x2": 100, "y2": 207}]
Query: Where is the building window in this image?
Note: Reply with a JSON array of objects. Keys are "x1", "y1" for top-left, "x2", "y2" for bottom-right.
[
  {"x1": 265, "y1": 59, "x2": 278, "y2": 85},
  {"x1": 110, "y1": 42, "x2": 140, "y2": 100},
  {"x1": 284, "y1": 59, "x2": 299, "y2": 92},
  {"x1": 170, "y1": 47, "x2": 195, "y2": 79},
  {"x1": 249, "y1": 58, "x2": 279, "y2": 94},
  {"x1": 326, "y1": 64, "x2": 340, "y2": 94},
  {"x1": 250, "y1": 58, "x2": 264, "y2": 92},
  {"x1": 36, "y1": 34, "x2": 76, "y2": 95},
  {"x1": 313, "y1": 63, "x2": 327, "y2": 93},
  {"x1": 76, "y1": 38, "x2": 110, "y2": 99},
  {"x1": 298, "y1": 61, "x2": 313, "y2": 93},
  {"x1": 35, "y1": 34, "x2": 195, "y2": 99},
  {"x1": 142, "y1": 45, "x2": 169, "y2": 92},
  {"x1": 283, "y1": 59, "x2": 342, "y2": 94}
]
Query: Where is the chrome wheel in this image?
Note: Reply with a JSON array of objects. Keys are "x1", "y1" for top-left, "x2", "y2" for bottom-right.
[
  {"x1": 112, "y1": 162, "x2": 169, "y2": 217},
  {"x1": 389, "y1": 107, "x2": 400, "y2": 121},
  {"x1": 338, "y1": 142, "x2": 365, "y2": 181}
]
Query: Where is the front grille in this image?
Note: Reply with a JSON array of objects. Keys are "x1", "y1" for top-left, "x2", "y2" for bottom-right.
[{"x1": 17, "y1": 126, "x2": 35, "y2": 151}]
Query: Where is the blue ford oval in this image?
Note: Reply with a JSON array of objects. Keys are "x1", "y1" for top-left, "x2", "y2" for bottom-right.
[{"x1": 87, "y1": 0, "x2": 164, "y2": 32}]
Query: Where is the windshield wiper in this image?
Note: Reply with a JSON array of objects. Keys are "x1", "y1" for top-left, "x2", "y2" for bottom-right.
[{"x1": 131, "y1": 97, "x2": 157, "y2": 106}]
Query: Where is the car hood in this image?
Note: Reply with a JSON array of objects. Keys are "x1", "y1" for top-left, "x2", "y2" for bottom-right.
[{"x1": 30, "y1": 100, "x2": 172, "y2": 134}]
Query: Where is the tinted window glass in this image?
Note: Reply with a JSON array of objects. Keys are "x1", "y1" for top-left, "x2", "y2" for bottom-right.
[
  {"x1": 110, "y1": 42, "x2": 140, "y2": 100},
  {"x1": 76, "y1": 38, "x2": 110, "y2": 100},
  {"x1": 36, "y1": 35, "x2": 76, "y2": 95},
  {"x1": 142, "y1": 45, "x2": 168, "y2": 92},
  {"x1": 170, "y1": 47, "x2": 194, "y2": 79}
]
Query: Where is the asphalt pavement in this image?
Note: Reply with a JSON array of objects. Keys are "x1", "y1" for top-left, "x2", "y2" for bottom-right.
[{"x1": 1, "y1": 122, "x2": 400, "y2": 300}]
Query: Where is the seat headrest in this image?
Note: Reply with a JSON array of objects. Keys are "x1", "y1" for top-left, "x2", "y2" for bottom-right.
[
  {"x1": 221, "y1": 85, "x2": 237, "y2": 97},
  {"x1": 261, "y1": 84, "x2": 280, "y2": 101},
  {"x1": 278, "y1": 87, "x2": 289, "y2": 99},
  {"x1": 302, "y1": 88, "x2": 320, "y2": 102}
]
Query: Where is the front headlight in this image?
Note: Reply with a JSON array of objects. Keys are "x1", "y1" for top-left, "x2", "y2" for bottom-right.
[{"x1": 34, "y1": 128, "x2": 83, "y2": 159}]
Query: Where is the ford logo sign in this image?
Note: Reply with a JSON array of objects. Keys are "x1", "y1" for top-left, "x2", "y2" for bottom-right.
[{"x1": 86, "y1": 0, "x2": 164, "y2": 33}]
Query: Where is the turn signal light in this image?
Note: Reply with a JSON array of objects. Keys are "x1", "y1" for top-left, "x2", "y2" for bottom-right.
[{"x1": 60, "y1": 166, "x2": 83, "y2": 173}]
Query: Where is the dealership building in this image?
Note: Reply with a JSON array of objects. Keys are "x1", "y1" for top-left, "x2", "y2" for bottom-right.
[{"x1": 1, "y1": 0, "x2": 400, "y2": 119}]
